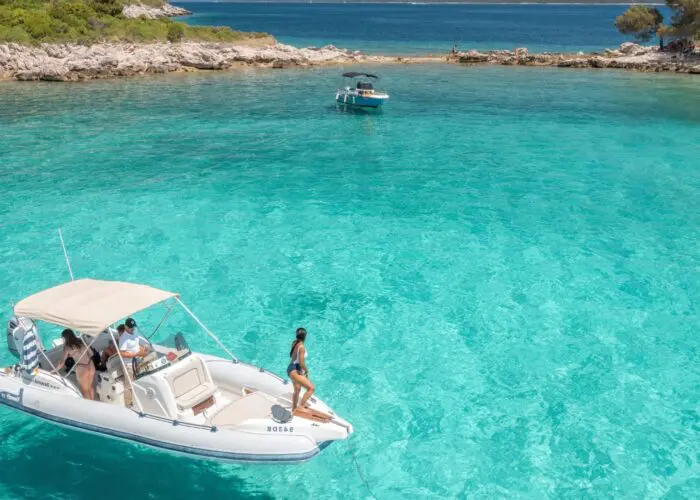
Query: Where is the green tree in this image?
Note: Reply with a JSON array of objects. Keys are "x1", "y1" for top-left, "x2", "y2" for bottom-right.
[
  {"x1": 615, "y1": 5, "x2": 665, "y2": 46},
  {"x1": 666, "y1": 0, "x2": 700, "y2": 38}
]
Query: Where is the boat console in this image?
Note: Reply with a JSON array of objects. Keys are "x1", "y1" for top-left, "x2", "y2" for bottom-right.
[{"x1": 95, "y1": 355, "x2": 126, "y2": 405}]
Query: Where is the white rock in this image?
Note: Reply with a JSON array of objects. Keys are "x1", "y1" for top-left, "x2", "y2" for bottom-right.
[
  {"x1": 618, "y1": 42, "x2": 653, "y2": 56},
  {"x1": 122, "y1": 2, "x2": 191, "y2": 20}
]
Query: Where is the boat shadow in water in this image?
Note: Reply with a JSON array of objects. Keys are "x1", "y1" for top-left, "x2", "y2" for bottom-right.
[
  {"x1": 0, "y1": 424, "x2": 275, "y2": 500},
  {"x1": 331, "y1": 104, "x2": 384, "y2": 116}
]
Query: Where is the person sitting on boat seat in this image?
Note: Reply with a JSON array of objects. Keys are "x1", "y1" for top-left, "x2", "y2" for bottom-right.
[
  {"x1": 119, "y1": 318, "x2": 148, "y2": 359},
  {"x1": 99, "y1": 324, "x2": 125, "y2": 371}
]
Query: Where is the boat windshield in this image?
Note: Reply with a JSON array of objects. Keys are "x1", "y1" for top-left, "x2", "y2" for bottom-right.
[
  {"x1": 134, "y1": 332, "x2": 192, "y2": 379},
  {"x1": 160, "y1": 332, "x2": 191, "y2": 355}
]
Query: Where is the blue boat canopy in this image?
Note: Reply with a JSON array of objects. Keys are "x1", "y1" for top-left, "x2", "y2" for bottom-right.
[{"x1": 342, "y1": 72, "x2": 379, "y2": 79}]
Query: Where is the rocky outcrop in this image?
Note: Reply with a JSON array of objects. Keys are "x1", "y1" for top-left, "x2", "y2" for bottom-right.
[
  {"x1": 3, "y1": 40, "x2": 698, "y2": 82},
  {"x1": 459, "y1": 50, "x2": 490, "y2": 63},
  {"x1": 122, "y1": 2, "x2": 191, "y2": 19},
  {"x1": 0, "y1": 42, "x2": 401, "y2": 81},
  {"x1": 618, "y1": 42, "x2": 655, "y2": 56},
  {"x1": 514, "y1": 47, "x2": 528, "y2": 58},
  {"x1": 450, "y1": 42, "x2": 700, "y2": 74}
]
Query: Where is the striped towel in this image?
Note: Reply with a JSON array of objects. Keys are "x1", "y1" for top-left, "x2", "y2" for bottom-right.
[{"x1": 21, "y1": 327, "x2": 40, "y2": 373}]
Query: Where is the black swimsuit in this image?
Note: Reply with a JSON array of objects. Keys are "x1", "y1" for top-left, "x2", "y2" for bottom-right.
[{"x1": 287, "y1": 344, "x2": 304, "y2": 377}]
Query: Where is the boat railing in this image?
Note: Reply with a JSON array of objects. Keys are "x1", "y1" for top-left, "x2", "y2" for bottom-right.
[
  {"x1": 204, "y1": 357, "x2": 289, "y2": 384},
  {"x1": 136, "y1": 409, "x2": 219, "y2": 432},
  {"x1": 243, "y1": 361, "x2": 288, "y2": 383}
]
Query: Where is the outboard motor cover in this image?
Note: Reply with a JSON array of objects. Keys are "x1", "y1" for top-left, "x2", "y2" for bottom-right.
[{"x1": 7, "y1": 316, "x2": 39, "y2": 359}]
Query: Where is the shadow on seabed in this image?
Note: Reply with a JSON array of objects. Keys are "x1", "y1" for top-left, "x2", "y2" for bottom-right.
[{"x1": 0, "y1": 421, "x2": 275, "y2": 500}]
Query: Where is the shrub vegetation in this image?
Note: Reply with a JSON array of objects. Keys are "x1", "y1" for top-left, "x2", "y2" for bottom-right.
[{"x1": 0, "y1": 0, "x2": 269, "y2": 44}]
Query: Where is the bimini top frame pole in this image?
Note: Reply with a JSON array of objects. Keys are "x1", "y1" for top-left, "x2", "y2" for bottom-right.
[
  {"x1": 174, "y1": 297, "x2": 239, "y2": 364},
  {"x1": 108, "y1": 328, "x2": 145, "y2": 413}
]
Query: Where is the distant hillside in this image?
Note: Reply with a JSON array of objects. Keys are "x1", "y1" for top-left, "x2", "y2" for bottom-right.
[{"x1": 0, "y1": 0, "x2": 268, "y2": 44}]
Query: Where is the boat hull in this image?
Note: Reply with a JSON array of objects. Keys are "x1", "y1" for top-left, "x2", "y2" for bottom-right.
[
  {"x1": 0, "y1": 359, "x2": 351, "y2": 464},
  {"x1": 335, "y1": 93, "x2": 387, "y2": 108}
]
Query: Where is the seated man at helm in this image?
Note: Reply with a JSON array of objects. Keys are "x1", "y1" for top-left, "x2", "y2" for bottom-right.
[{"x1": 119, "y1": 318, "x2": 148, "y2": 359}]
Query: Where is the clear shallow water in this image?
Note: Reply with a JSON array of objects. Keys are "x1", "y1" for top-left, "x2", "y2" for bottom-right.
[
  {"x1": 1, "y1": 65, "x2": 700, "y2": 498},
  {"x1": 177, "y1": 2, "x2": 639, "y2": 54}
]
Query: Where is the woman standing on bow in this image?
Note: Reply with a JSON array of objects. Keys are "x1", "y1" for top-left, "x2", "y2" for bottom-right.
[{"x1": 287, "y1": 327, "x2": 314, "y2": 411}]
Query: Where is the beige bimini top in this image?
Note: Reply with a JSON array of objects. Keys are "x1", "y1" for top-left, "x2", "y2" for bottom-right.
[{"x1": 14, "y1": 278, "x2": 178, "y2": 336}]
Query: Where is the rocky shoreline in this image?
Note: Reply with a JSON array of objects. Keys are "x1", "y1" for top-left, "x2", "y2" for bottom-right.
[
  {"x1": 450, "y1": 43, "x2": 700, "y2": 74},
  {"x1": 0, "y1": 42, "x2": 410, "y2": 81},
  {"x1": 2, "y1": 41, "x2": 700, "y2": 82}
]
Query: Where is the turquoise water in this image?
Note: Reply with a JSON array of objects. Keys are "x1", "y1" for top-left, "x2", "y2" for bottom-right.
[{"x1": 1, "y1": 64, "x2": 700, "y2": 498}]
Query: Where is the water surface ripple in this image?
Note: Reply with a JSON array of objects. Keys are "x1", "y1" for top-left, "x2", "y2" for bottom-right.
[{"x1": 1, "y1": 65, "x2": 699, "y2": 499}]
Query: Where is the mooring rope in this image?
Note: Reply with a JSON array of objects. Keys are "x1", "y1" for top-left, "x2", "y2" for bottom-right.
[{"x1": 347, "y1": 437, "x2": 379, "y2": 500}]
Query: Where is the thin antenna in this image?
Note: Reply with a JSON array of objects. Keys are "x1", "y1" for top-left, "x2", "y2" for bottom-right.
[{"x1": 57, "y1": 228, "x2": 74, "y2": 281}]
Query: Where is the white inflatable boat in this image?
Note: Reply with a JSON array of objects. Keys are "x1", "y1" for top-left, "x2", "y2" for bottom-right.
[{"x1": 1, "y1": 278, "x2": 352, "y2": 463}]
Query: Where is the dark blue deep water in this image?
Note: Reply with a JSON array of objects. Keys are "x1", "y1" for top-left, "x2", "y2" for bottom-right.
[{"x1": 177, "y1": 2, "x2": 638, "y2": 53}]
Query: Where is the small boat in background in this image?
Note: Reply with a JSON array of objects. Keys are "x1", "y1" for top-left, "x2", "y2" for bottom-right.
[{"x1": 336, "y1": 72, "x2": 389, "y2": 109}]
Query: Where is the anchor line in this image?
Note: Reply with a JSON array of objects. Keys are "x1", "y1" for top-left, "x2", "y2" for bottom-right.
[{"x1": 346, "y1": 437, "x2": 378, "y2": 500}]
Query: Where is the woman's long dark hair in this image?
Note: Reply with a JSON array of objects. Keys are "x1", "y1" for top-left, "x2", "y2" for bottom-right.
[
  {"x1": 290, "y1": 327, "x2": 307, "y2": 358},
  {"x1": 62, "y1": 328, "x2": 82, "y2": 350}
]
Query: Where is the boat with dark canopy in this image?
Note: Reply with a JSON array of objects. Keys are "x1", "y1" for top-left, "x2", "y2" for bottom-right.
[{"x1": 336, "y1": 72, "x2": 389, "y2": 109}]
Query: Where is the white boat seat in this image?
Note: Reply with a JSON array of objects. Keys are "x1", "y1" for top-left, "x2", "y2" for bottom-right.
[
  {"x1": 208, "y1": 392, "x2": 274, "y2": 427},
  {"x1": 164, "y1": 356, "x2": 216, "y2": 411},
  {"x1": 175, "y1": 382, "x2": 216, "y2": 410},
  {"x1": 105, "y1": 354, "x2": 126, "y2": 380}
]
